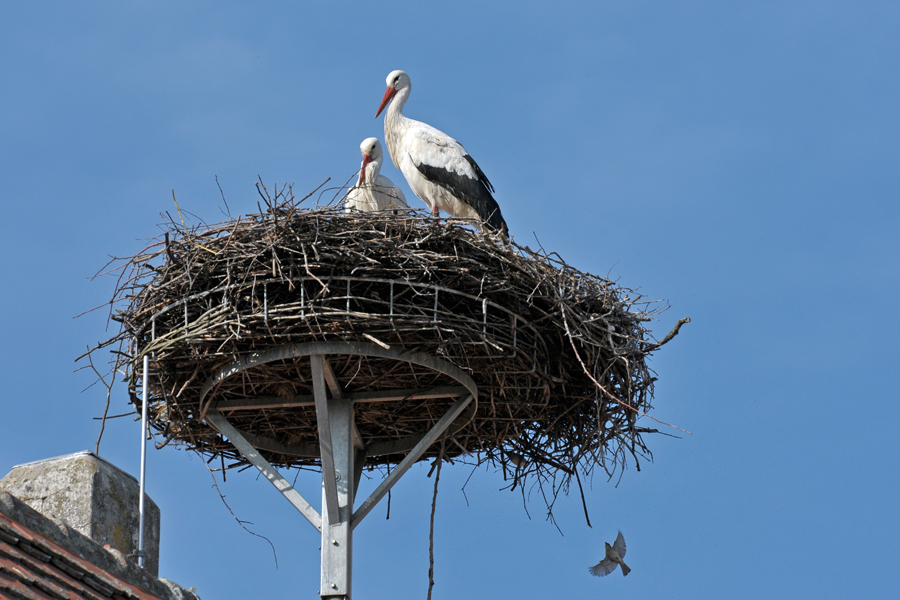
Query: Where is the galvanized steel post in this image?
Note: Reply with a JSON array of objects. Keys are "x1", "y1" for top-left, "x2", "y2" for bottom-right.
[
  {"x1": 138, "y1": 353, "x2": 149, "y2": 568},
  {"x1": 319, "y1": 377, "x2": 354, "y2": 598}
]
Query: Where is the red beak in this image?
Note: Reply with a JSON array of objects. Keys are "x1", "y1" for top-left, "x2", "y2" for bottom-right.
[
  {"x1": 375, "y1": 86, "x2": 396, "y2": 118},
  {"x1": 358, "y1": 154, "x2": 373, "y2": 185}
]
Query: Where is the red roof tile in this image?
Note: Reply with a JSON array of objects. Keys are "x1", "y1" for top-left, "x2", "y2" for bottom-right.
[{"x1": 0, "y1": 512, "x2": 163, "y2": 600}]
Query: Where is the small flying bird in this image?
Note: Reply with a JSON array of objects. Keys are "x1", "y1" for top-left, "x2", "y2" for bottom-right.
[
  {"x1": 506, "y1": 451, "x2": 528, "y2": 468},
  {"x1": 589, "y1": 530, "x2": 631, "y2": 577},
  {"x1": 375, "y1": 70, "x2": 508, "y2": 236},
  {"x1": 345, "y1": 137, "x2": 408, "y2": 212}
]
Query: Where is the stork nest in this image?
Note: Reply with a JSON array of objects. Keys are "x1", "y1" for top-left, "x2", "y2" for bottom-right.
[{"x1": 84, "y1": 186, "x2": 687, "y2": 502}]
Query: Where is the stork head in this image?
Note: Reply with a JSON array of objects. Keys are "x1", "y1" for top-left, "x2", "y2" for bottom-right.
[
  {"x1": 375, "y1": 70, "x2": 410, "y2": 118},
  {"x1": 357, "y1": 137, "x2": 383, "y2": 185}
]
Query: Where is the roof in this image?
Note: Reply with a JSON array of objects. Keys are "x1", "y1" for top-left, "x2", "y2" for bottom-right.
[{"x1": 0, "y1": 493, "x2": 197, "y2": 600}]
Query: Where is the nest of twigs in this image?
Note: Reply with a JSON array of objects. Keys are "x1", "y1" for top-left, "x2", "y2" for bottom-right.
[{"x1": 85, "y1": 185, "x2": 687, "y2": 504}]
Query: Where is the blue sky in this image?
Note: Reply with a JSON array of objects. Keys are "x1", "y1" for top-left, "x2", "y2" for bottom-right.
[{"x1": 1, "y1": 2, "x2": 898, "y2": 598}]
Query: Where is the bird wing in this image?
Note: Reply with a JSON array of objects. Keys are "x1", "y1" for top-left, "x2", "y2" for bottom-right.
[
  {"x1": 612, "y1": 531, "x2": 627, "y2": 558},
  {"x1": 388, "y1": 184, "x2": 408, "y2": 208},
  {"x1": 405, "y1": 126, "x2": 506, "y2": 232},
  {"x1": 374, "y1": 174, "x2": 408, "y2": 209},
  {"x1": 405, "y1": 123, "x2": 495, "y2": 190},
  {"x1": 589, "y1": 559, "x2": 618, "y2": 577},
  {"x1": 344, "y1": 185, "x2": 363, "y2": 212},
  {"x1": 404, "y1": 124, "x2": 468, "y2": 171}
]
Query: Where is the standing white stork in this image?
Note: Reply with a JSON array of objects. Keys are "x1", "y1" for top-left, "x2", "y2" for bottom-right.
[
  {"x1": 344, "y1": 137, "x2": 409, "y2": 212},
  {"x1": 375, "y1": 70, "x2": 508, "y2": 236}
]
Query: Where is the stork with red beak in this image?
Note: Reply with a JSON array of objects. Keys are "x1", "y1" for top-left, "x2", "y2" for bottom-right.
[
  {"x1": 345, "y1": 137, "x2": 408, "y2": 212},
  {"x1": 375, "y1": 70, "x2": 508, "y2": 236}
]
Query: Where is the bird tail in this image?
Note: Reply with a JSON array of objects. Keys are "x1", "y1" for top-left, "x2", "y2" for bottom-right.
[{"x1": 620, "y1": 561, "x2": 631, "y2": 576}]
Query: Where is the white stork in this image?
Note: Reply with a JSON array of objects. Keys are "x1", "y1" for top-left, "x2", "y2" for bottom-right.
[
  {"x1": 344, "y1": 137, "x2": 409, "y2": 212},
  {"x1": 375, "y1": 70, "x2": 508, "y2": 235}
]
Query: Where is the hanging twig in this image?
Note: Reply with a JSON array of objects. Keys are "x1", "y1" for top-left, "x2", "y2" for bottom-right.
[
  {"x1": 427, "y1": 442, "x2": 444, "y2": 600},
  {"x1": 83, "y1": 344, "x2": 117, "y2": 455},
  {"x1": 203, "y1": 461, "x2": 278, "y2": 569},
  {"x1": 574, "y1": 470, "x2": 592, "y2": 528},
  {"x1": 386, "y1": 462, "x2": 392, "y2": 520}
]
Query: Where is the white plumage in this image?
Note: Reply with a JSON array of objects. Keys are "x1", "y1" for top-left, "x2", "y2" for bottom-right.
[
  {"x1": 344, "y1": 137, "x2": 408, "y2": 212},
  {"x1": 375, "y1": 70, "x2": 507, "y2": 235}
]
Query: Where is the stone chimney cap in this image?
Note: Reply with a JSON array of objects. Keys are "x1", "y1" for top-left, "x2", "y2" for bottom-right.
[{"x1": 11, "y1": 450, "x2": 138, "y2": 485}]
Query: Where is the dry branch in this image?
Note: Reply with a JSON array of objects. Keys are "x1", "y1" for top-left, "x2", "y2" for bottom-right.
[{"x1": 81, "y1": 185, "x2": 685, "y2": 509}]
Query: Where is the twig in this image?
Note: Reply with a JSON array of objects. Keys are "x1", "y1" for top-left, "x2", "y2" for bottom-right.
[
  {"x1": 574, "y1": 470, "x2": 592, "y2": 528},
  {"x1": 92, "y1": 412, "x2": 135, "y2": 420},
  {"x1": 204, "y1": 460, "x2": 278, "y2": 569},
  {"x1": 215, "y1": 175, "x2": 232, "y2": 219},
  {"x1": 561, "y1": 304, "x2": 691, "y2": 435},
  {"x1": 84, "y1": 345, "x2": 116, "y2": 455},
  {"x1": 427, "y1": 442, "x2": 444, "y2": 600},
  {"x1": 295, "y1": 177, "x2": 331, "y2": 206},
  {"x1": 643, "y1": 317, "x2": 691, "y2": 351},
  {"x1": 172, "y1": 190, "x2": 216, "y2": 255}
]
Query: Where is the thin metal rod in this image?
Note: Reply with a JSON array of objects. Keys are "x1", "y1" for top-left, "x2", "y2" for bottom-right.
[{"x1": 138, "y1": 354, "x2": 149, "y2": 568}]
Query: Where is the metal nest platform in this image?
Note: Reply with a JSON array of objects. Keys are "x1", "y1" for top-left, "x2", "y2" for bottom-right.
[{"x1": 89, "y1": 197, "x2": 686, "y2": 493}]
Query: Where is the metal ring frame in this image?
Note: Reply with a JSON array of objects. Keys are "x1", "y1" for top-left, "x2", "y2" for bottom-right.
[
  {"x1": 197, "y1": 340, "x2": 478, "y2": 423},
  {"x1": 143, "y1": 275, "x2": 537, "y2": 351}
]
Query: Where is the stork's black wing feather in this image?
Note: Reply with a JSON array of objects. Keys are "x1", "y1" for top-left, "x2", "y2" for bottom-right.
[
  {"x1": 405, "y1": 125, "x2": 507, "y2": 235},
  {"x1": 414, "y1": 156, "x2": 507, "y2": 234},
  {"x1": 463, "y1": 154, "x2": 495, "y2": 194}
]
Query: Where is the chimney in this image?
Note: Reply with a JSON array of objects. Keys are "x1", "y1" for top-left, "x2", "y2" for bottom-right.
[{"x1": 0, "y1": 450, "x2": 161, "y2": 576}]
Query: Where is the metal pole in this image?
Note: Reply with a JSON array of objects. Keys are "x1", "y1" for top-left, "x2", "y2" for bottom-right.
[
  {"x1": 138, "y1": 354, "x2": 149, "y2": 568},
  {"x1": 320, "y1": 392, "x2": 354, "y2": 599}
]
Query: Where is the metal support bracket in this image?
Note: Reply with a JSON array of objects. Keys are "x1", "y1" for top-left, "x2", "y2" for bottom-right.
[
  {"x1": 206, "y1": 409, "x2": 322, "y2": 532},
  {"x1": 200, "y1": 341, "x2": 479, "y2": 600},
  {"x1": 351, "y1": 393, "x2": 473, "y2": 529},
  {"x1": 312, "y1": 355, "x2": 340, "y2": 525}
]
